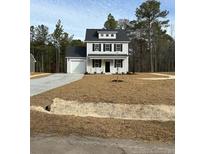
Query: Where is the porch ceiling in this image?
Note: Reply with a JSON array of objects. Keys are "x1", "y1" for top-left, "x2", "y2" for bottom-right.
[{"x1": 88, "y1": 54, "x2": 128, "y2": 59}]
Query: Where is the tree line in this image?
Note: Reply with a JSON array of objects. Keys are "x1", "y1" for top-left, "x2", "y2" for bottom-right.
[
  {"x1": 30, "y1": 0, "x2": 174, "y2": 73},
  {"x1": 103, "y1": 0, "x2": 175, "y2": 72},
  {"x1": 30, "y1": 20, "x2": 84, "y2": 73}
]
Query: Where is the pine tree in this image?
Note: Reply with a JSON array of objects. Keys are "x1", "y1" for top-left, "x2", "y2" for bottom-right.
[
  {"x1": 104, "y1": 13, "x2": 118, "y2": 30},
  {"x1": 135, "y1": 0, "x2": 169, "y2": 72}
]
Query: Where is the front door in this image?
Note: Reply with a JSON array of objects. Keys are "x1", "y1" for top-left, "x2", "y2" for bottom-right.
[{"x1": 105, "y1": 62, "x2": 110, "y2": 73}]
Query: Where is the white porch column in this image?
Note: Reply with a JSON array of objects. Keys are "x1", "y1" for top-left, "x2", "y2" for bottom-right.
[{"x1": 113, "y1": 59, "x2": 115, "y2": 73}]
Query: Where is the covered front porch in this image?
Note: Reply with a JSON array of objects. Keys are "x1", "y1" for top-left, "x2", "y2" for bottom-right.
[{"x1": 87, "y1": 55, "x2": 129, "y2": 74}]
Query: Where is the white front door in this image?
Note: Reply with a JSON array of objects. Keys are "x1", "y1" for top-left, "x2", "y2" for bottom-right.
[{"x1": 70, "y1": 59, "x2": 85, "y2": 73}]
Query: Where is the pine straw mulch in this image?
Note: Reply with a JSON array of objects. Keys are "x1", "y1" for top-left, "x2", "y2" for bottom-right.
[
  {"x1": 31, "y1": 110, "x2": 175, "y2": 143},
  {"x1": 31, "y1": 74, "x2": 175, "y2": 143},
  {"x1": 31, "y1": 74, "x2": 175, "y2": 107}
]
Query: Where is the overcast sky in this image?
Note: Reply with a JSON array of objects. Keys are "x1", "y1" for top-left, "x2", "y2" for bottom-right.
[{"x1": 31, "y1": 0, "x2": 175, "y2": 40}]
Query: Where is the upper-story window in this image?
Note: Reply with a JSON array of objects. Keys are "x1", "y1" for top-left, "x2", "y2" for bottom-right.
[
  {"x1": 111, "y1": 34, "x2": 114, "y2": 37},
  {"x1": 93, "y1": 44, "x2": 101, "y2": 51},
  {"x1": 101, "y1": 34, "x2": 104, "y2": 37},
  {"x1": 103, "y1": 44, "x2": 112, "y2": 51},
  {"x1": 106, "y1": 34, "x2": 109, "y2": 37},
  {"x1": 114, "y1": 44, "x2": 122, "y2": 52}
]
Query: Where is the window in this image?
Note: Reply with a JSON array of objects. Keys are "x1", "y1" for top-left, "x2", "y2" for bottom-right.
[
  {"x1": 106, "y1": 34, "x2": 109, "y2": 37},
  {"x1": 93, "y1": 59, "x2": 101, "y2": 68},
  {"x1": 114, "y1": 60, "x2": 123, "y2": 68},
  {"x1": 114, "y1": 44, "x2": 122, "y2": 52},
  {"x1": 111, "y1": 34, "x2": 114, "y2": 37},
  {"x1": 103, "y1": 44, "x2": 111, "y2": 51},
  {"x1": 93, "y1": 44, "x2": 101, "y2": 51},
  {"x1": 101, "y1": 34, "x2": 104, "y2": 37}
]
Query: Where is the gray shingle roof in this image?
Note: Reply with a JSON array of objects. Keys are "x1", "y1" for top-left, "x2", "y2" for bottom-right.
[
  {"x1": 65, "y1": 46, "x2": 86, "y2": 57},
  {"x1": 85, "y1": 29, "x2": 130, "y2": 42}
]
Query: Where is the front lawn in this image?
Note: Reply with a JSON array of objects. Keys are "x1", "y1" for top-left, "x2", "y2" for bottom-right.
[
  {"x1": 31, "y1": 73, "x2": 175, "y2": 107},
  {"x1": 30, "y1": 73, "x2": 175, "y2": 143}
]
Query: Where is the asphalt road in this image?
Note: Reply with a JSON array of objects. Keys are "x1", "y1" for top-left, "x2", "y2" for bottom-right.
[
  {"x1": 31, "y1": 134, "x2": 175, "y2": 154},
  {"x1": 30, "y1": 73, "x2": 84, "y2": 96}
]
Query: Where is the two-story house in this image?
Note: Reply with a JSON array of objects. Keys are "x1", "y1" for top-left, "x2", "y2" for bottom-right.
[{"x1": 65, "y1": 29, "x2": 130, "y2": 74}]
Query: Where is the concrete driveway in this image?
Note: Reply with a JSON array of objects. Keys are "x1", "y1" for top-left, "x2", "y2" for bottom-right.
[
  {"x1": 31, "y1": 134, "x2": 174, "y2": 154},
  {"x1": 30, "y1": 73, "x2": 84, "y2": 96}
]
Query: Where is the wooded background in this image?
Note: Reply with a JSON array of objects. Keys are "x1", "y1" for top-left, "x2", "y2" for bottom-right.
[{"x1": 30, "y1": 0, "x2": 175, "y2": 73}]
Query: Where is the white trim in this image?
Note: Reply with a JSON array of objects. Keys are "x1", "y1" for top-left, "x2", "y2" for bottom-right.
[{"x1": 88, "y1": 56, "x2": 127, "y2": 59}]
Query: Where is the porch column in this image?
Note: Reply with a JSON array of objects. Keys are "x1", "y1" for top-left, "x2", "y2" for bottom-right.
[
  {"x1": 113, "y1": 59, "x2": 115, "y2": 73},
  {"x1": 102, "y1": 59, "x2": 105, "y2": 73}
]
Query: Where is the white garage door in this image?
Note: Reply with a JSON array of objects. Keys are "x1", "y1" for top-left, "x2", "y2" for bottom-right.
[{"x1": 70, "y1": 59, "x2": 85, "y2": 73}]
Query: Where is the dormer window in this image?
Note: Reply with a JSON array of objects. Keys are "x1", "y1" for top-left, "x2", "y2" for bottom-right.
[{"x1": 97, "y1": 30, "x2": 117, "y2": 39}]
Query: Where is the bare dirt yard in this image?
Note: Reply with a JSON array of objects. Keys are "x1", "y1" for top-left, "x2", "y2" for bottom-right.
[{"x1": 31, "y1": 73, "x2": 175, "y2": 143}]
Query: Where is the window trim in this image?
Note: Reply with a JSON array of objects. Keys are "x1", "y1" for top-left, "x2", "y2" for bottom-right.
[
  {"x1": 104, "y1": 44, "x2": 111, "y2": 51},
  {"x1": 114, "y1": 44, "x2": 122, "y2": 52},
  {"x1": 116, "y1": 44, "x2": 121, "y2": 51},
  {"x1": 114, "y1": 59, "x2": 123, "y2": 68},
  {"x1": 93, "y1": 59, "x2": 101, "y2": 68},
  {"x1": 93, "y1": 44, "x2": 101, "y2": 51}
]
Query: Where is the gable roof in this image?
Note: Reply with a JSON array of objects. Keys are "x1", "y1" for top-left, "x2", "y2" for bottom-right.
[
  {"x1": 85, "y1": 29, "x2": 130, "y2": 42},
  {"x1": 65, "y1": 46, "x2": 86, "y2": 57}
]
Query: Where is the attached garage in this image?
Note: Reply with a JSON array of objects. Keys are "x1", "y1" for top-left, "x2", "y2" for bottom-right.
[
  {"x1": 65, "y1": 46, "x2": 86, "y2": 74},
  {"x1": 67, "y1": 58, "x2": 86, "y2": 73}
]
